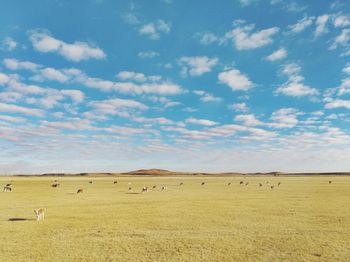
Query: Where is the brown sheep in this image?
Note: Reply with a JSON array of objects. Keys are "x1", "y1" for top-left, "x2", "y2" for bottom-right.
[{"x1": 77, "y1": 189, "x2": 84, "y2": 194}]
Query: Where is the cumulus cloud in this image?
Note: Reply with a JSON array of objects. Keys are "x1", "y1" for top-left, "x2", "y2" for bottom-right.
[
  {"x1": 229, "y1": 102, "x2": 249, "y2": 112},
  {"x1": 185, "y1": 117, "x2": 218, "y2": 126},
  {"x1": 330, "y1": 29, "x2": 350, "y2": 50},
  {"x1": 276, "y1": 63, "x2": 318, "y2": 97},
  {"x1": 269, "y1": 108, "x2": 300, "y2": 128},
  {"x1": 224, "y1": 21, "x2": 279, "y2": 50},
  {"x1": 0, "y1": 102, "x2": 44, "y2": 117},
  {"x1": 265, "y1": 48, "x2": 287, "y2": 61},
  {"x1": 218, "y1": 69, "x2": 254, "y2": 91},
  {"x1": 3, "y1": 58, "x2": 41, "y2": 71},
  {"x1": 139, "y1": 20, "x2": 171, "y2": 40},
  {"x1": 234, "y1": 114, "x2": 262, "y2": 126},
  {"x1": 29, "y1": 30, "x2": 106, "y2": 62},
  {"x1": 178, "y1": 56, "x2": 218, "y2": 77},
  {"x1": 116, "y1": 71, "x2": 161, "y2": 82},
  {"x1": 193, "y1": 90, "x2": 222, "y2": 102},
  {"x1": 325, "y1": 99, "x2": 350, "y2": 109}
]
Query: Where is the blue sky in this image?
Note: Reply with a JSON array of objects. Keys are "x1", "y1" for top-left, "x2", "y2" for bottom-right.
[{"x1": 1, "y1": 0, "x2": 350, "y2": 174}]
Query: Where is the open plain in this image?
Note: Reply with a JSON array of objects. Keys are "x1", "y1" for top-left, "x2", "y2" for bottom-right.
[{"x1": 0, "y1": 175, "x2": 349, "y2": 262}]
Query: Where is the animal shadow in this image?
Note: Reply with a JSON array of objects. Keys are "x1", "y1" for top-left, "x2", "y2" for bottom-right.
[{"x1": 8, "y1": 217, "x2": 35, "y2": 222}]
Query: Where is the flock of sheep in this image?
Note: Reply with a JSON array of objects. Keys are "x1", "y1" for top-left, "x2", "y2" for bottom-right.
[{"x1": 2, "y1": 178, "x2": 333, "y2": 222}]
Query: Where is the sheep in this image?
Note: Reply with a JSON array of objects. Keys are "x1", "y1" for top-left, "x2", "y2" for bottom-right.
[
  {"x1": 77, "y1": 188, "x2": 84, "y2": 194},
  {"x1": 161, "y1": 186, "x2": 167, "y2": 191},
  {"x1": 259, "y1": 183, "x2": 263, "y2": 187},
  {"x1": 113, "y1": 181, "x2": 118, "y2": 184},
  {"x1": 201, "y1": 182, "x2": 205, "y2": 186},
  {"x1": 227, "y1": 182, "x2": 231, "y2": 186},
  {"x1": 278, "y1": 182, "x2": 281, "y2": 186},
  {"x1": 179, "y1": 182, "x2": 184, "y2": 186},
  {"x1": 34, "y1": 209, "x2": 44, "y2": 221},
  {"x1": 152, "y1": 185, "x2": 157, "y2": 189},
  {"x1": 89, "y1": 181, "x2": 93, "y2": 184},
  {"x1": 6, "y1": 183, "x2": 12, "y2": 187},
  {"x1": 51, "y1": 183, "x2": 60, "y2": 188},
  {"x1": 141, "y1": 186, "x2": 148, "y2": 193},
  {"x1": 239, "y1": 181, "x2": 244, "y2": 185},
  {"x1": 3, "y1": 186, "x2": 12, "y2": 192},
  {"x1": 245, "y1": 182, "x2": 249, "y2": 186},
  {"x1": 329, "y1": 181, "x2": 332, "y2": 184},
  {"x1": 271, "y1": 186, "x2": 274, "y2": 189}
]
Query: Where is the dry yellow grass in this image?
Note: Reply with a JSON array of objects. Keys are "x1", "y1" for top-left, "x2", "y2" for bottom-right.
[{"x1": 0, "y1": 176, "x2": 349, "y2": 261}]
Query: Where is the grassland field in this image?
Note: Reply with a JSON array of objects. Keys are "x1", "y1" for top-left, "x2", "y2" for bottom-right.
[{"x1": 0, "y1": 175, "x2": 349, "y2": 262}]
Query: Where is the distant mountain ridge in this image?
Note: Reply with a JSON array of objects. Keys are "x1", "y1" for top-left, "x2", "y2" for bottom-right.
[{"x1": 11, "y1": 169, "x2": 350, "y2": 176}]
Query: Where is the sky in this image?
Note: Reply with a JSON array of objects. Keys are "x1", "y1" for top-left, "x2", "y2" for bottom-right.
[{"x1": 1, "y1": 0, "x2": 350, "y2": 174}]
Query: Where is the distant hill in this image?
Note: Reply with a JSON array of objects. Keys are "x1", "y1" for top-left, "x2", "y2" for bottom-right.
[{"x1": 12, "y1": 169, "x2": 350, "y2": 177}]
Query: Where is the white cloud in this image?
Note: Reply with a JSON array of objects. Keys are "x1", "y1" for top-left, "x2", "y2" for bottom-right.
[
  {"x1": 3, "y1": 58, "x2": 41, "y2": 71},
  {"x1": 265, "y1": 48, "x2": 287, "y2": 61},
  {"x1": 116, "y1": 71, "x2": 161, "y2": 82},
  {"x1": 276, "y1": 63, "x2": 318, "y2": 97},
  {"x1": 138, "y1": 20, "x2": 171, "y2": 40},
  {"x1": 333, "y1": 15, "x2": 350, "y2": 28},
  {"x1": 269, "y1": 108, "x2": 300, "y2": 128},
  {"x1": 194, "y1": 32, "x2": 219, "y2": 45},
  {"x1": 29, "y1": 30, "x2": 106, "y2": 62},
  {"x1": 61, "y1": 90, "x2": 85, "y2": 103},
  {"x1": 325, "y1": 99, "x2": 350, "y2": 109},
  {"x1": 0, "y1": 73, "x2": 10, "y2": 85},
  {"x1": 229, "y1": 102, "x2": 249, "y2": 112},
  {"x1": 238, "y1": 0, "x2": 258, "y2": 6},
  {"x1": 178, "y1": 56, "x2": 218, "y2": 77},
  {"x1": 89, "y1": 98, "x2": 148, "y2": 117},
  {"x1": 193, "y1": 90, "x2": 222, "y2": 102},
  {"x1": 185, "y1": 117, "x2": 218, "y2": 126},
  {"x1": 0, "y1": 102, "x2": 44, "y2": 117},
  {"x1": 33, "y1": 67, "x2": 70, "y2": 83},
  {"x1": 0, "y1": 115, "x2": 25, "y2": 123},
  {"x1": 330, "y1": 29, "x2": 350, "y2": 50},
  {"x1": 218, "y1": 69, "x2": 254, "y2": 91},
  {"x1": 289, "y1": 16, "x2": 314, "y2": 33},
  {"x1": 224, "y1": 21, "x2": 279, "y2": 50},
  {"x1": 2, "y1": 37, "x2": 17, "y2": 51},
  {"x1": 138, "y1": 51, "x2": 159, "y2": 58},
  {"x1": 276, "y1": 82, "x2": 318, "y2": 97},
  {"x1": 234, "y1": 114, "x2": 262, "y2": 126},
  {"x1": 315, "y1": 15, "x2": 329, "y2": 37}
]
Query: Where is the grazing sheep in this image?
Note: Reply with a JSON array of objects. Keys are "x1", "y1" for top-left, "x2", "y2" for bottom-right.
[
  {"x1": 128, "y1": 186, "x2": 132, "y2": 191},
  {"x1": 77, "y1": 189, "x2": 84, "y2": 194},
  {"x1": 278, "y1": 182, "x2": 281, "y2": 186},
  {"x1": 51, "y1": 183, "x2": 60, "y2": 188},
  {"x1": 271, "y1": 186, "x2": 274, "y2": 189},
  {"x1": 34, "y1": 208, "x2": 44, "y2": 221},
  {"x1": 113, "y1": 181, "x2": 118, "y2": 184},
  {"x1": 89, "y1": 181, "x2": 93, "y2": 184},
  {"x1": 228, "y1": 182, "x2": 231, "y2": 186},
  {"x1": 161, "y1": 186, "x2": 167, "y2": 191},
  {"x1": 245, "y1": 182, "x2": 249, "y2": 186},
  {"x1": 3, "y1": 186, "x2": 12, "y2": 192},
  {"x1": 201, "y1": 182, "x2": 205, "y2": 186},
  {"x1": 6, "y1": 183, "x2": 12, "y2": 187},
  {"x1": 152, "y1": 185, "x2": 157, "y2": 189},
  {"x1": 179, "y1": 182, "x2": 184, "y2": 186},
  {"x1": 259, "y1": 183, "x2": 263, "y2": 187},
  {"x1": 141, "y1": 186, "x2": 148, "y2": 193},
  {"x1": 239, "y1": 181, "x2": 244, "y2": 185},
  {"x1": 329, "y1": 181, "x2": 332, "y2": 184}
]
